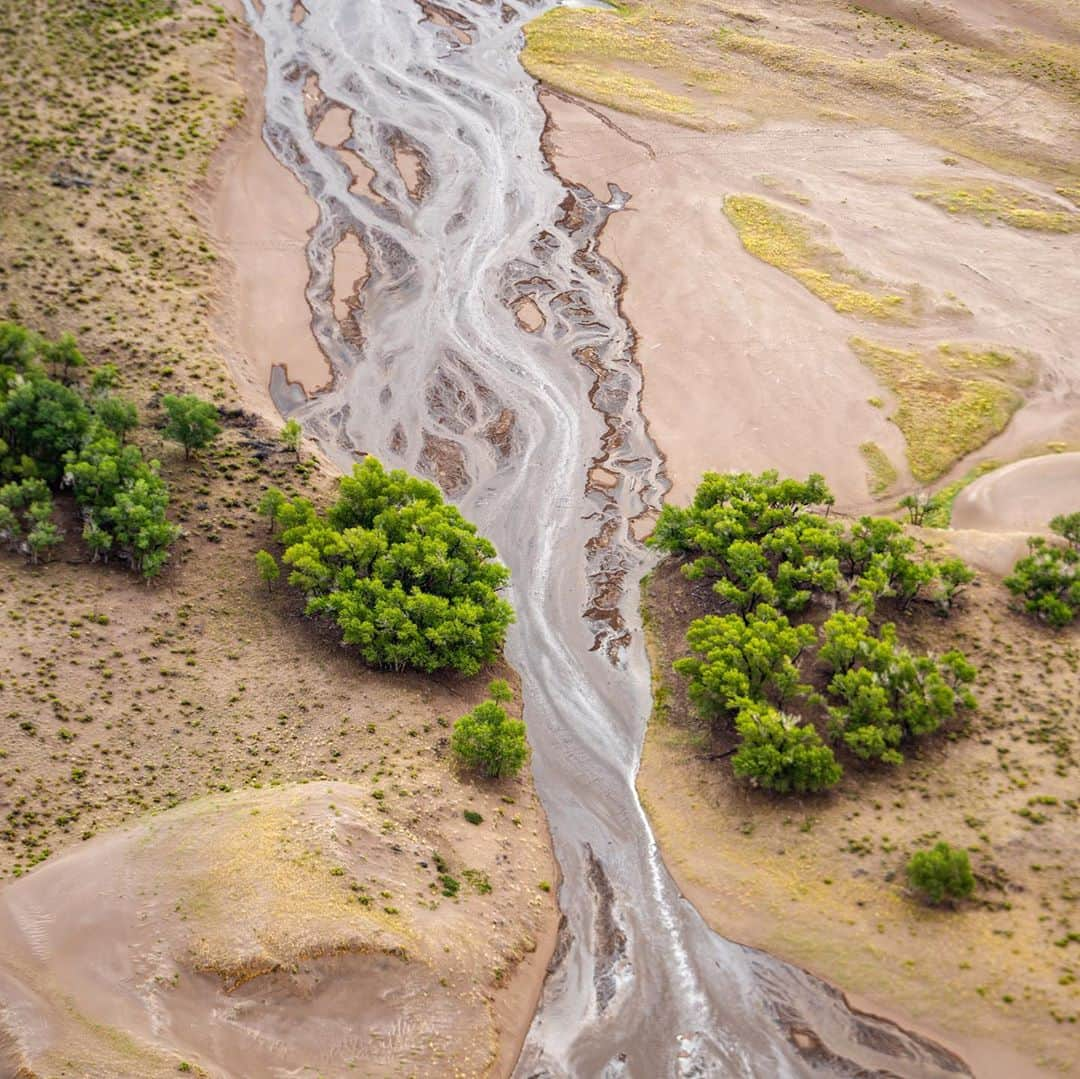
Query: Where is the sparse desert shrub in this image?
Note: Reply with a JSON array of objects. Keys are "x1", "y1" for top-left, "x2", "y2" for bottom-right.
[{"x1": 906, "y1": 841, "x2": 975, "y2": 905}]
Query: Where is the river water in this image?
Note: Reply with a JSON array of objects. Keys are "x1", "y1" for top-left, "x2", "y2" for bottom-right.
[{"x1": 243, "y1": 1, "x2": 972, "y2": 1074}]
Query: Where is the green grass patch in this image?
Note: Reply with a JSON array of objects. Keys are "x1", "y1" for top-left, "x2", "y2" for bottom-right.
[
  {"x1": 851, "y1": 338, "x2": 1022, "y2": 482},
  {"x1": 859, "y1": 441, "x2": 898, "y2": 495},
  {"x1": 723, "y1": 196, "x2": 917, "y2": 322},
  {"x1": 923, "y1": 460, "x2": 1001, "y2": 528}
]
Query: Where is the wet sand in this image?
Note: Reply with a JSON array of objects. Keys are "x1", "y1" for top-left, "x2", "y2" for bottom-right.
[
  {"x1": 540, "y1": 93, "x2": 1080, "y2": 508},
  {"x1": 952, "y1": 452, "x2": 1080, "y2": 532}
]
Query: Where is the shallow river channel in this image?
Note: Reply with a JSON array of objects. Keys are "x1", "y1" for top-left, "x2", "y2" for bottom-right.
[{"x1": 244, "y1": 0, "x2": 972, "y2": 1074}]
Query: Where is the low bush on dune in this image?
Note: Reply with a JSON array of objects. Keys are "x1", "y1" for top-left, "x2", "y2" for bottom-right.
[
  {"x1": 1005, "y1": 512, "x2": 1080, "y2": 628},
  {"x1": 451, "y1": 679, "x2": 528, "y2": 779},
  {"x1": 906, "y1": 841, "x2": 975, "y2": 906},
  {"x1": 261, "y1": 456, "x2": 515, "y2": 675}
]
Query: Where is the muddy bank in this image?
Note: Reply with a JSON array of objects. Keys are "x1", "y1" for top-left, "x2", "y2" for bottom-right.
[{"x1": 539, "y1": 92, "x2": 1080, "y2": 508}]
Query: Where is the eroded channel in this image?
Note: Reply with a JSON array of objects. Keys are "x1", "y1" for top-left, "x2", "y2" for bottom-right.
[{"x1": 244, "y1": 0, "x2": 972, "y2": 1074}]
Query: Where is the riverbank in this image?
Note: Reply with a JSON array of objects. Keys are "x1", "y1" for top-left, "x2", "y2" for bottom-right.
[
  {"x1": 0, "y1": 2, "x2": 557, "y2": 1074},
  {"x1": 639, "y1": 552, "x2": 1079, "y2": 1077}
]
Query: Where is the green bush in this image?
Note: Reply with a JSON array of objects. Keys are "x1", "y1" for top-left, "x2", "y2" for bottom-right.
[
  {"x1": 731, "y1": 703, "x2": 841, "y2": 793},
  {"x1": 162, "y1": 393, "x2": 221, "y2": 459},
  {"x1": 662, "y1": 470, "x2": 980, "y2": 788},
  {"x1": 906, "y1": 842, "x2": 975, "y2": 905},
  {"x1": 1004, "y1": 515, "x2": 1080, "y2": 627},
  {"x1": 674, "y1": 604, "x2": 815, "y2": 716},
  {"x1": 271, "y1": 457, "x2": 514, "y2": 674},
  {"x1": 451, "y1": 682, "x2": 528, "y2": 778}
]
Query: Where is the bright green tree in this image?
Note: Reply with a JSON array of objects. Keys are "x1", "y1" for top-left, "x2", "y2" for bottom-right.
[
  {"x1": 43, "y1": 332, "x2": 85, "y2": 385},
  {"x1": 256, "y1": 549, "x2": 279, "y2": 591},
  {"x1": 1004, "y1": 534, "x2": 1080, "y2": 628},
  {"x1": 731, "y1": 702, "x2": 841, "y2": 793},
  {"x1": 276, "y1": 457, "x2": 514, "y2": 675},
  {"x1": 0, "y1": 376, "x2": 91, "y2": 483},
  {"x1": 280, "y1": 418, "x2": 302, "y2": 461},
  {"x1": 674, "y1": 604, "x2": 816, "y2": 717},
  {"x1": 257, "y1": 486, "x2": 286, "y2": 532},
  {"x1": 94, "y1": 395, "x2": 139, "y2": 443},
  {"x1": 451, "y1": 682, "x2": 529, "y2": 778},
  {"x1": 906, "y1": 842, "x2": 975, "y2": 905},
  {"x1": 162, "y1": 394, "x2": 221, "y2": 459}
]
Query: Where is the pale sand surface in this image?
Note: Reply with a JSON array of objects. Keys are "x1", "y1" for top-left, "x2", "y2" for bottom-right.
[
  {"x1": 541, "y1": 93, "x2": 1080, "y2": 508},
  {"x1": 0, "y1": 782, "x2": 555, "y2": 1077},
  {"x1": 952, "y1": 452, "x2": 1080, "y2": 532},
  {"x1": 210, "y1": 36, "x2": 331, "y2": 405}
]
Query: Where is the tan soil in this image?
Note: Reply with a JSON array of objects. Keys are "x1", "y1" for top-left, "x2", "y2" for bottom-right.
[
  {"x1": 314, "y1": 103, "x2": 352, "y2": 146},
  {"x1": 541, "y1": 91, "x2": 1080, "y2": 509},
  {"x1": 211, "y1": 22, "x2": 332, "y2": 404},
  {"x1": 512, "y1": 296, "x2": 545, "y2": 333},
  {"x1": 952, "y1": 452, "x2": 1080, "y2": 532},
  {"x1": 332, "y1": 230, "x2": 369, "y2": 323},
  {"x1": 0, "y1": 780, "x2": 554, "y2": 1077},
  {"x1": 639, "y1": 553, "x2": 1080, "y2": 1077}
]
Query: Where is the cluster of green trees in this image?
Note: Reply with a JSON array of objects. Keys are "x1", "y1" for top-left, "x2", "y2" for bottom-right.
[
  {"x1": 650, "y1": 471, "x2": 978, "y2": 793},
  {"x1": 450, "y1": 679, "x2": 529, "y2": 778},
  {"x1": 0, "y1": 322, "x2": 219, "y2": 579},
  {"x1": 1005, "y1": 512, "x2": 1080, "y2": 628},
  {"x1": 257, "y1": 456, "x2": 514, "y2": 675}
]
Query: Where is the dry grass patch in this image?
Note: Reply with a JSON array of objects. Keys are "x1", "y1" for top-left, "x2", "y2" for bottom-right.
[
  {"x1": 851, "y1": 338, "x2": 1026, "y2": 482},
  {"x1": 915, "y1": 181, "x2": 1080, "y2": 233},
  {"x1": 723, "y1": 196, "x2": 921, "y2": 322}
]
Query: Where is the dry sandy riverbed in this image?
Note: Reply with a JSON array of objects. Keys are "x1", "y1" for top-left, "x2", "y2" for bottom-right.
[{"x1": 541, "y1": 92, "x2": 1080, "y2": 509}]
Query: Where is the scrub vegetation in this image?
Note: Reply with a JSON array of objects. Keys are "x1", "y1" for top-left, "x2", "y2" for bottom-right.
[
  {"x1": 850, "y1": 338, "x2": 1026, "y2": 483},
  {"x1": 915, "y1": 180, "x2": 1080, "y2": 233},
  {"x1": 648, "y1": 471, "x2": 977, "y2": 791},
  {"x1": 640, "y1": 474, "x2": 1080, "y2": 1069},
  {"x1": 722, "y1": 197, "x2": 919, "y2": 322}
]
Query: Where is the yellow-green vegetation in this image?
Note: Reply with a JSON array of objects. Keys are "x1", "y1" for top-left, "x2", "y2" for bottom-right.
[
  {"x1": 915, "y1": 181, "x2": 1080, "y2": 233},
  {"x1": 522, "y1": 6, "x2": 704, "y2": 125},
  {"x1": 937, "y1": 342, "x2": 1037, "y2": 386},
  {"x1": 723, "y1": 196, "x2": 917, "y2": 321},
  {"x1": 851, "y1": 338, "x2": 1024, "y2": 482},
  {"x1": 923, "y1": 459, "x2": 1001, "y2": 528},
  {"x1": 859, "y1": 441, "x2": 898, "y2": 495}
]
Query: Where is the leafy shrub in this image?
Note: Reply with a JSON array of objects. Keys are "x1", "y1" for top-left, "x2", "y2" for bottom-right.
[
  {"x1": 731, "y1": 703, "x2": 841, "y2": 793},
  {"x1": 675, "y1": 604, "x2": 815, "y2": 716},
  {"x1": 0, "y1": 324, "x2": 177, "y2": 578},
  {"x1": 451, "y1": 681, "x2": 528, "y2": 778},
  {"x1": 662, "y1": 470, "x2": 979, "y2": 789},
  {"x1": 906, "y1": 842, "x2": 975, "y2": 905},
  {"x1": 270, "y1": 457, "x2": 514, "y2": 674},
  {"x1": 1005, "y1": 515, "x2": 1080, "y2": 628}
]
